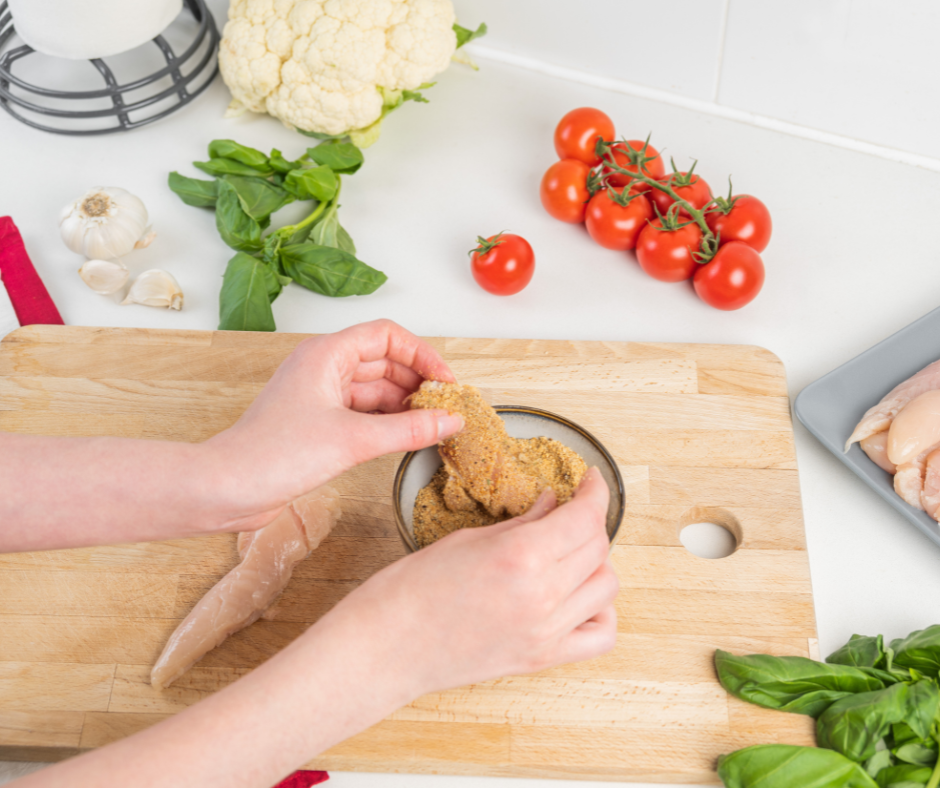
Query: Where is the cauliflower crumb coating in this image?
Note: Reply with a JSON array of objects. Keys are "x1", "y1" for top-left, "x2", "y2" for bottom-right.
[{"x1": 219, "y1": 0, "x2": 457, "y2": 136}]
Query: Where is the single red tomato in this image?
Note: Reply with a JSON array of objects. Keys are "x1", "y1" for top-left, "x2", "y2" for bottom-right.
[
  {"x1": 635, "y1": 219, "x2": 703, "y2": 282},
  {"x1": 553, "y1": 107, "x2": 616, "y2": 166},
  {"x1": 650, "y1": 172, "x2": 712, "y2": 217},
  {"x1": 585, "y1": 190, "x2": 653, "y2": 251},
  {"x1": 540, "y1": 159, "x2": 591, "y2": 223},
  {"x1": 602, "y1": 140, "x2": 665, "y2": 190},
  {"x1": 693, "y1": 241, "x2": 764, "y2": 310},
  {"x1": 705, "y1": 195, "x2": 772, "y2": 253},
  {"x1": 470, "y1": 233, "x2": 535, "y2": 295}
]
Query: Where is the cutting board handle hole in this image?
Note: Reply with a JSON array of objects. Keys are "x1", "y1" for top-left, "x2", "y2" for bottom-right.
[{"x1": 677, "y1": 507, "x2": 741, "y2": 559}]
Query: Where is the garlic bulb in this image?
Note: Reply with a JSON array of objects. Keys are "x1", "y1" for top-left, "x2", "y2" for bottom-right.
[
  {"x1": 121, "y1": 270, "x2": 183, "y2": 310},
  {"x1": 59, "y1": 187, "x2": 155, "y2": 259},
  {"x1": 78, "y1": 258, "x2": 129, "y2": 295}
]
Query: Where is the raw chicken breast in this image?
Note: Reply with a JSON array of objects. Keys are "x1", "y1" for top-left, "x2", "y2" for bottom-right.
[
  {"x1": 921, "y1": 449, "x2": 940, "y2": 518},
  {"x1": 846, "y1": 358, "x2": 940, "y2": 450},
  {"x1": 887, "y1": 390, "x2": 940, "y2": 466},
  {"x1": 859, "y1": 432, "x2": 896, "y2": 474},
  {"x1": 150, "y1": 486, "x2": 342, "y2": 690},
  {"x1": 894, "y1": 453, "x2": 929, "y2": 511}
]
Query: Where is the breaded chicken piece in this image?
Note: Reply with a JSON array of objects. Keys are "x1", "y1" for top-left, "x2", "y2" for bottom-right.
[{"x1": 409, "y1": 381, "x2": 548, "y2": 518}]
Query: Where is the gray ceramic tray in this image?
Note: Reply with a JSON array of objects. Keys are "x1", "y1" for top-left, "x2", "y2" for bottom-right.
[{"x1": 794, "y1": 307, "x2": 940, "y2": 549}]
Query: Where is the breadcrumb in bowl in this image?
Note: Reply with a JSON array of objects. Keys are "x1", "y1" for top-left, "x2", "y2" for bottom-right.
[{"x1": 393, "y1": 406, "x2": 626, "y2": 553}]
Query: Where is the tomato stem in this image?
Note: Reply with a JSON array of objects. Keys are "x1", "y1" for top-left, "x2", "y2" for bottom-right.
[
  {"x1": 470, "y1": 232, "x2": 506, "y2": 257},
  {"x1": 597, "y1": 139, "x2": 719, "y2": 262}
]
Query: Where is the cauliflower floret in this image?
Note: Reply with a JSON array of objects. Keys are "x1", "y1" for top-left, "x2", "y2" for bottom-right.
[{"x1": 219, "y1": 0, "x2": 457, "y2": 139}]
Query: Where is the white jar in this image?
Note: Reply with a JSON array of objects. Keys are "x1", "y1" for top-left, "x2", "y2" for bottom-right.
[{"x1": 8, "y1": 0, "x2": 183, "y2": 60}]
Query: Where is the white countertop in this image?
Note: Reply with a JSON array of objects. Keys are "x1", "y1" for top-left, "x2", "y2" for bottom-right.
[{"x1": 3, "y1": 27, "x2": 940, "y2": 788}]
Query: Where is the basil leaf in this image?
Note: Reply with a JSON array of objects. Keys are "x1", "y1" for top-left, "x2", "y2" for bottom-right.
[
  {"x1": 901, "y1": 680, "x2": 939, "y2": 741},
  {"x1": 890, "y1": 723, "x2": 926, "y2": 749},
  {"x1": 307, "y1": 141, "x2": 364, "y2": 174},
  {"x1": 215, "y1": 180, "x2": 263, "y2": 252},
  {"x1": 717, "y1": 744, "x2": 879, "y2": 788},
  {"x1": 194, "y1": 158, "x2": 273, "y2": 178},
  {"x1": 865, "y1": 749, "x2": 894, "y2": 778},
  {"x1": 336, "y1": 221, "x2": 356, "y2": 255},
  {"x1": 223, "y1": 175, "x2": 294, "y2": 222},
  {"x1": 208, "y1": 139, "x2": 270, "y2": 169},
  {"x1": 219, "y1": 253, "x2": 278, "y2": 332},
  {"x1": 876, "y1": 764, "x2": 932, "y2": 788},
  {"x1": 306, "y1": 196, "x2": 356, "y2": 254},
  {"x1": 829, "y1": 635, "x2": 889, "y2": 669},
  {"x1": 270, "y1": 148, "x2": 302, "y2": 174},
  {"x1": 262, "y1": 234, "x2": 282, "y2": 266},
  {"x1": 167, "y1": 171, "x2": 218, "y2": 207},
  {"x1": 279, "y1": 242, "x2": 386, "y2": 297},
  {"x1": 453, "y1": 21, "x2": 487, "y2": 48},
  {"x1": 893, "y1": 743, "x2": 938, "y2": 767},
  {"x1": 716, "y1": 650, "x2": 886, "y2": 718},
  {"x1": 283, "y1": 165, "x2": 338, "y2": 202},
  {"x1": 817, "y1": 683, "x2": 913, "y2": 762},
  {"x1": 308, "y1": 211, "x2": 341, "y2": 248},
  {"x1": 891, "y1": 626, "x2": 940, "y2": 676}
]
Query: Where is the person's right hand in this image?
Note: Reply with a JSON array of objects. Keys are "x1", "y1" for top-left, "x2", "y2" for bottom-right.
[{"x1": 319, "y1": 466, "x2": 619, "y2": 699}]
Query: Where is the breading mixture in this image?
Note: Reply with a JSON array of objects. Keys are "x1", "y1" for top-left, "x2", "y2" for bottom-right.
[{"x1": 409, "y1": 381, "x2": 587, "y2": 547}]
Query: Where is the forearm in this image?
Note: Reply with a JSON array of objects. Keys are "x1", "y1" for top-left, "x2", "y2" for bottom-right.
[
  {"x1": 0, "y1": 433, "x2": 236, "y2": 552},
  {"x1": 15, "y1": 605, "x2": 416, "y2": 788}
]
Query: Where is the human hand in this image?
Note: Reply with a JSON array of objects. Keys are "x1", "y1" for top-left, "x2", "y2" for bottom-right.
[
  {"x1": 206, "y1": 319, "x2": 463, "y2": 531},
  {"x1": 320, "y1": 466, "x2": 618, "y2": 699}
]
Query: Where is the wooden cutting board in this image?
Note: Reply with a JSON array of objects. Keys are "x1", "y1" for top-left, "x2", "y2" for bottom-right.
[{"x1": 0, "y1": 325, "x2": 817, "y2": 783}]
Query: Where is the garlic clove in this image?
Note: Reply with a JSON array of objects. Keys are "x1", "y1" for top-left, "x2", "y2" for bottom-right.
[
  {"x1": 134, "y1": 226, "x2": 157, "y2": 250},
  {"x1": 59, "y1": 186, "x2": 153, "y2": 260},
  {"x1": 78, "y1": 258, "x2": 129, "y2": 295},
  {"x1": 121, "y1": 270, "x2": 183, "y2": 310}
]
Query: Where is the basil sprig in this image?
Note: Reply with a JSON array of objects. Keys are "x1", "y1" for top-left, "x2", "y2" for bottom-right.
[
  {"x1": 715, "y1": 626, "x2": 940, "y2": 788},
  {"x1": 168, "y1": 138, "x2": 386, "y2": 332}
]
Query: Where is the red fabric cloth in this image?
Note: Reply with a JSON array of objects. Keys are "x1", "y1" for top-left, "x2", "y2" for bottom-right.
[
  {"x1": 274, "y1": 770, "x2": 329, "y2": 787},
  {"x1": 0, "y1": 216, "x2": 64, "y2": 327}
]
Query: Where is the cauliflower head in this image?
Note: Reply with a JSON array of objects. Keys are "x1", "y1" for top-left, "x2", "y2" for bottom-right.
[{"x1": 219, "y1": 0, "x2": 457, "y2": 138}]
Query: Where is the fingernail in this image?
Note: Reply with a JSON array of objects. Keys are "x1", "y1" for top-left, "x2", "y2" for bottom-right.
[
  {"x1": 437, "y1": 413, "x2": 464, "y2": 440},
  {"x1": 577, "y1": 466, "x2": 599, "y2": 490},
  {"x1": 534, "y1": 487, "x2": 557, "y2": 514}
]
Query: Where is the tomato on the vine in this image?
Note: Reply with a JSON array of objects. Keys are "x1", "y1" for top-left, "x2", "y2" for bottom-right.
[
  {"x1": 693, "y1": 241, "x2": 764, "y2": 310},
  {"x1": 540, "y1": 159, "x2": 591, "y2": 223},
  {"x1": 602, "y1": 140, "x2": 665, "y2": 189},
  {"x1": 553, "y1": 107, "x2": 615, "y2": 166},
  {"x1": 635, "y1": 219, "x2": 703, "y2": 282},
  {"x1": 470, "y1": 233, "x2": 535, "y2": 296},
  {"x1": 585, "y1": 189, "x2": 653, "y2": 251},
  {"x1": 650, "y1": 172, "x2": 712, "y2": 217},
  {"x1": 705, "y1": 195, "x2": 772, "y2": 253}
]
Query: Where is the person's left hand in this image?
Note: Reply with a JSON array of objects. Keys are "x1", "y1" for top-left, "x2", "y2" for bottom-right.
[{"x1": 204, "y1": 319, "x2": 463, "y2": 532}]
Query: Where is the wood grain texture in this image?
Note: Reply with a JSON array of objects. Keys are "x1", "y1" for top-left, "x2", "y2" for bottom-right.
[{"x1": 0, "y1": 326, "x2": 816, "y2": 782}]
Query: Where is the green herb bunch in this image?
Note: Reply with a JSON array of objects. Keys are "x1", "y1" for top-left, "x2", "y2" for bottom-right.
[
  {"x1": 716, "y1": 626, "x2": 940, "y2": 788},
  {"x1": 169, "y1": 139, "x2": 386, "y2": 332}
]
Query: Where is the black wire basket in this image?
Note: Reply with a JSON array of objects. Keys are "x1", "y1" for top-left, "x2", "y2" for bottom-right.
[{"x1": 0, "y1": 0, "x2": 219, "y2": 135}]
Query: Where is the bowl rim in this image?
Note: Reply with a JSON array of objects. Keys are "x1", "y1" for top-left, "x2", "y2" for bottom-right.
[{"x1": 393, "y1": 404, "x2": 626, "y2": 553}]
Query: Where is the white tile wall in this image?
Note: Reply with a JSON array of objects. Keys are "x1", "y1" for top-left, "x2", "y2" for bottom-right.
[
  {"x1": 451, "y1": 0, "x2": 728, "y2": 101},
  {"x1": 718, "y1": 0, "x2": 940, "y2": 160},
  {"x1": 455, "y1": 0, "x2": 940, "y2": 161}
]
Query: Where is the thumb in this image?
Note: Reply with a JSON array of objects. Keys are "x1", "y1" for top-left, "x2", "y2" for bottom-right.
[{"x1": 349, "y1": 408, "x2": 464, "y2": 461}]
